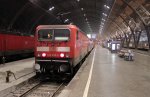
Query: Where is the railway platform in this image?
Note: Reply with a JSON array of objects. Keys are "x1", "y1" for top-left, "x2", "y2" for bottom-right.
[
  {"x1": 59, "y1": 45, "x2": 150, "y2": 97},
  {"x1": 0, "y1": 58, "x2": 35, "y2": 93},
  {"x1": 0, "y1": 46, "x2": 150, "y2": 97}
]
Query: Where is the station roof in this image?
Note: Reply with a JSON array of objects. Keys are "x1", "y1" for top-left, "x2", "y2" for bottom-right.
[
  {"x1": 0, "y1": 0, "x2": 149, "y2": 39},
  {"x1": 0, "y1": 0, "x2": 114, "y2": 35}
]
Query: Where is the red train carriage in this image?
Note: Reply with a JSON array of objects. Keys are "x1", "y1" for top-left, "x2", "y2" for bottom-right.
[
  {"x1": 0, "y1": 33, "x2": 34, "y2": 62},
  {"x1": 34, "y1": 25, "x2": 93, "y2": 75}
]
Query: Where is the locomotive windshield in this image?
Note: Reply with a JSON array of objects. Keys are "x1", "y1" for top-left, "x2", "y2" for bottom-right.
[
  {"x1": 54, "y1": 29, "x2": 70, "y2": 41},
  {"x1": 38, "y1": 29, "x2": 53, "y2": 41},
  {"x1": 38, "y1": 29, "x2": 70, "y2": 41}
]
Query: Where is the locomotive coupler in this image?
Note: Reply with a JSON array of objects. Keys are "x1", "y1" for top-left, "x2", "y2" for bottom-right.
[{"x1": 6, "y1": 70, "x2": 17, "y2": 83}]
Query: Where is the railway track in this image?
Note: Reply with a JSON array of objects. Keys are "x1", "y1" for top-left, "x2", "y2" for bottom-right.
[
  {"x1": 2, "y1": 48, "x2": 91, "y2": 97},
  {"x1": 5, "y1": 79, "x2": 64, "y2": 97},
  {"x1": 21, "y1": 82, "x2": 63, "y2": 97}
]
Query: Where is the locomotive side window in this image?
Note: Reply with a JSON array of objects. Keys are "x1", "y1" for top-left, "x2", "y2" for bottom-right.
[
  {"x1": 54, "y1": 29, "x2": 70, "y2": 41},
  {"x1": 38, "y1": 29, "x2": 53, "y2": 41}
]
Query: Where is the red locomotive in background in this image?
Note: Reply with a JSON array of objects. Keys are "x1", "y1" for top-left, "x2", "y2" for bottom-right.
[
  {"x1": 0, "y1": 32, "x2": 34, "y2": 63},
  {"x1": 34, "y1": 25, "x2": 94, "y2": 76}
]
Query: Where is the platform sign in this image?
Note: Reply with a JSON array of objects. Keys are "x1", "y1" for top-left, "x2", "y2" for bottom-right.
[
  {"x1": 107, "y1": 42, "x2": 110, "y2": 48},
  {"x1": 112, "y1": 44, "x2": 116, "y2": 50},
  {"x1": 110, "y1": 41, "x2": 121, "y2": 53}
]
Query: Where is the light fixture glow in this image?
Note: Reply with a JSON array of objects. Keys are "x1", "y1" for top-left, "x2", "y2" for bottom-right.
[
  {"x1": 64, "y1": 19, "x2": 69, "y2": 23},
  {"x1": 102, "y1": 13, "x2": 107, "y2": 16},
  {"x1": 101, "y1": 22, "x2": 104, "y2": 25},
  {"x1": 49, "y1": 6, "x2": 55, "y2": 11},
  {"x1": 104, "y1": 5, "x2": 110, "y2": 9},
  {"x1": 102, "y1": 18, "x2": 105, "y2": 21},
  {"x1": 42, "y1": 53, "x2": 46, "y2": 57},
  {"x1": 60, "y1": 53, "x2": 65, "y2": 58}
]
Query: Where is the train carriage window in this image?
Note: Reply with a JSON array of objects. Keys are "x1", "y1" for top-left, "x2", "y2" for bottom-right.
[
  {"x1": 54, "y1": 29, "x2": 70, "y2": 41},
  {"x1": 38, "y1": 29, "x2": 53, "y2": 41}
]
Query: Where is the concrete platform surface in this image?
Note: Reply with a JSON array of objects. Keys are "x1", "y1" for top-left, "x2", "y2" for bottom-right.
[
  {"x1": 0, "y1": 58, "x2": 35, "y2": 92},
  {"x1": 59, "y1": 46, "x2": 150, "y2": 97}
]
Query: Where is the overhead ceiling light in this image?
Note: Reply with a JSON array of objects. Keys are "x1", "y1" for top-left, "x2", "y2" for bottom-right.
[
  {"x1": 102, "y1": 13, "x2": 107, "y2": 16},
  {"x1": 81, "y1": 8, "x2": 84, "y2": 11},
  {"x1": 49, "y1": 6, "x2": 54, "y2": 11},
  {"x1": 86, "y1": 18, "x2": 88, "y2": 21},
  {"x1": 101, "y1": 22, "x2": 104, "y2": 25},
  {"x1": 84, "y1": 14, "x2": 86, "y2": 16},
  {"x1": 107, "y1": 6, "x2": 110, "y2": 9},
  {"x1": 100, "y1": 26, "x2": 103, "y2": 28},
  {"x1": 102, "y1": 18, "x2": 105, "y2": 21},
  {"x1": 104, "y1": 5, "x2": 110, "y2": 9},
  {"x1": 64, "y1": 19, "x2": 69, "y2": 22},
  {"x1": 100, "y1": 25, "x2": 103, "y2": 28},
  {"x1": 77, "y1": 0, "x2": 80, "y2": 2}
]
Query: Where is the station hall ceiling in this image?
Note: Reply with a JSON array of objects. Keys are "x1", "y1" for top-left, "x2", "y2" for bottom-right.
[{"x1": 0, "y1": 0, "x2": 114, "y2": 35}]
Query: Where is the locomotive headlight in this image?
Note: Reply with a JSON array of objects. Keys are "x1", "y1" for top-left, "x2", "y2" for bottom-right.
[
  {"x1": 60, "y1": 53, "x2": 65, "y2": 58},
  {"x1": 42, "y1": 53, "x2": 46, "y2": 57},
  {"x1": 34, "y1": 63, "x2": 40, "y2": 70}
]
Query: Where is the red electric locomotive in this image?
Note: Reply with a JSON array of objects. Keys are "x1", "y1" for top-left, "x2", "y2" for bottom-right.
[{"x1": 34, "y1": 25, "x2": 93, "y2": 75}]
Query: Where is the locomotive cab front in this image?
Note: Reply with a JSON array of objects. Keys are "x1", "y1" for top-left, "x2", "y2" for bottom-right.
[{"x1": 34, "y1": 26, "x2": 73, "y2": 75}]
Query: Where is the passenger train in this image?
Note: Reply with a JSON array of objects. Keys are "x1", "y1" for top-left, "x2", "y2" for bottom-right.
[
  {"x1": 0, "y1": 32, "x2": 34, "y2": 63},
  {"x1": 34, "y1": 25, "x2": 94, "y2": 76}
]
